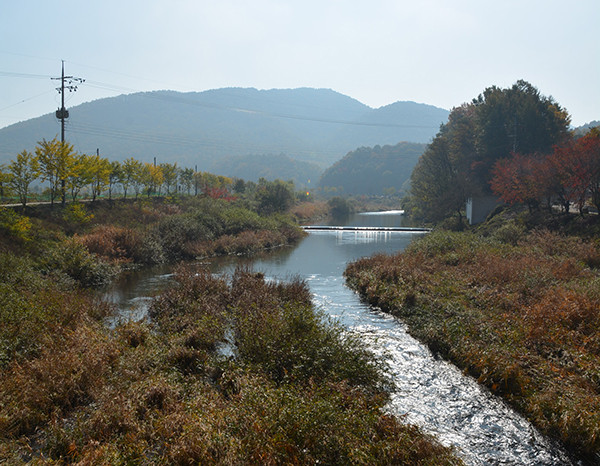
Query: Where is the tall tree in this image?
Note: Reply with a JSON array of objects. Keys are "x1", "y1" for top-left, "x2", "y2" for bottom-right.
[
  {"x1": 35, "y1": 137, "x2": 77, "y2": 206},
  {"x1": 108, "y1": 160, "x2": 121, "y2": 200},
  {"x1": 121, "y1": 157, "x2": 142, "y2": 198},
  {"x1": 8, "y1": 151, "x2": 39, "y2": 206},
  {"x1": 580, "y1": 128, "x2": 600, "y2": 211},
  {"x1": 67, "y1": 154, "x2": 92, "y2": 202},
  {"x1": 88, "y1": 155, "x2": 111, "y2": 201},
  {"x1": 160, "y1": 162, "x2": 178, "y2": 195},
  {"x1": 410, "y1": 104, "x2": 477, "y2": 222},
  {"x1": 409, "y1": 81, "x2": 571, "y2": 222},
  {"x1": 142, "y1": 163, "x2": 164, "y2": 197},
  {"x1": 472, "y1": 80, "x2": 570, "y2": 190},
  {"x1": 179, "y1": 167, "x2": 195, "y2": 195}
]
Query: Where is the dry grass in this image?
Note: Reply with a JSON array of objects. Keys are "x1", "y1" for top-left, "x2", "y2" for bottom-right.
[
  {"x1": 345, "y1": 229, "x2": 600, "y2": 461},
  {"x1": 0, "y1": 263, "x2": 461, "y2": 464}
]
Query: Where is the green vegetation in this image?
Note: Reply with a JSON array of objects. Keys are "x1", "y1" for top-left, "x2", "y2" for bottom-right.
[
  {"x1": 318, "y1": 142, "x2": 426, "y2": 197},
  {"x1": 0, "y1": 160, "x2": 463, "y2": 463},
  {"x1": 345, "y1": 224, "x2": 600, "y2": 461},
  {"x1": 1, "y1": 195, "x2": 304, "y2": 285},
  {"x1": 342, "y1": 80, "x2": 600, "y2": 463},
  {"x1": 408, "y1": 80, "x2": 571, "y2": 223}
]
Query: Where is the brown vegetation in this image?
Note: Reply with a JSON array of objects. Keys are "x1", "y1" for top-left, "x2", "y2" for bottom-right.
[
  {"x1": 345, "y1": 228, "x2": 600, "y2": 461},
  {"x1": 0, "y1": 261, "x2": 461, "y2": 464}
]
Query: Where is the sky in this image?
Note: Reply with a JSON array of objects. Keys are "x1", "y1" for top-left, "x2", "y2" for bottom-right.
[{"x1": 1, "y1": 0, "x2": 598, "y2": 130}]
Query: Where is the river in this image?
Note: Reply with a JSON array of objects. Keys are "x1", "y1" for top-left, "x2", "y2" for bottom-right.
[{"x1": 104, "y1": 211, "x2": 576, "y2": 465}]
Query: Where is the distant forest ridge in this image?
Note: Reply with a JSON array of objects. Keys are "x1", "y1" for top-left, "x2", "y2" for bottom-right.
[
  {"x1": 0, "y1": 88, "x2": 449, "y2": 183},
  {"x1": 318, "y1": 142, "x2": 427, "y2": 196}
]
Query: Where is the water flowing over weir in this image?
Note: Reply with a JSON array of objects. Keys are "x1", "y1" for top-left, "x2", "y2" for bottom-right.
[{"x1": 104, "y1": 211, "x2": 576, "y2": 465}]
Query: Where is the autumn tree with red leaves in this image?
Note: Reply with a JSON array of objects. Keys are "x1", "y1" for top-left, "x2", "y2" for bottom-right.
[
  {"x1": 490, "y1": 128, "x2": 600, "y2": 214},
  {"x1": 490, "y1": 152, "x2": 549, "y2": 212}
]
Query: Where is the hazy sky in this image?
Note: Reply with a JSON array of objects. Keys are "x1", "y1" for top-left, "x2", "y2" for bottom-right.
[{"x1": 1, "y1": 0, "x2": 598, "y2": 130}]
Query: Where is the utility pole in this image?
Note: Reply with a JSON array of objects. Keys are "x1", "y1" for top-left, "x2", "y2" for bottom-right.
[
  {"x1": 51, "y1": 60, "x2": 84, "y2": 204},
  {"x1": 52, "y1": 60, "x2": 85, "y2": 144}
]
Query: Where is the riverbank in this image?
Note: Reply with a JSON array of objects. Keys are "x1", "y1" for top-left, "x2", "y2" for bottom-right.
[
  {"x1": 344, "y1": 226, "x2": 600, "y2": 463},
  {"x1": 0, "y1": 263, "x2": 461, "y2": 464},
  {"x1": 0, "y1": 197, "x2": 463, "y2": 464},
  {"x1": 0, "y1": 196, "x2": 306, "y2": 287}
]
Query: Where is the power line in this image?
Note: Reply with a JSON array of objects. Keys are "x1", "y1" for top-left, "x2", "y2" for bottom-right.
[
  {"x1": 51, "y1": 60, "x2": 84, "y2": 144},
  {"x1": 0, "y1": 70, "x2": 54, "y2": 80},
  {"x1": 0, "y1": 90, "x2": 54, "y2": 112}
]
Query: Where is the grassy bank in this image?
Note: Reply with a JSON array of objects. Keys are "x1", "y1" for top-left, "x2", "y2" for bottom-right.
[
  {"x1": 0, "y1": 260, "x2": 461, "y2": 464},
  {"x1": 0, "y1": 196, "x2": 463, "y2": 463},
  {"x1": 345, "y1": 228, "x2": 600, "y2": 462},
  {"x1": 0, "y1": 196, "x2": 305, "y2": 287}
]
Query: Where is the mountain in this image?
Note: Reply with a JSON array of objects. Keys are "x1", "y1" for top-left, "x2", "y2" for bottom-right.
[
  {"x1": 209, "y1": 153, "x2": 322, "y2": 189},
  {"x1": 0, "y1": 88, "x2": 448, "y2": 180},
  {"x1": 318, "y1": 142, "x2": 427, "y2": 196}
]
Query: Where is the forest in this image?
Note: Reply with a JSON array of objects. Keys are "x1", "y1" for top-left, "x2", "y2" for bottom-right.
[
  {"x1": 317, "y1": 142, "x2": 426, "y2": 197},
  {"x1": 406, "y1": 81, "x2": 600, "y2": 226}
]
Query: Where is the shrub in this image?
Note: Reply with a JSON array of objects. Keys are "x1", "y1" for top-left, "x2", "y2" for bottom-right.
[
  {"x1": 42, "y1": 238, "x2": 118, "y2": 287},
  {"x1": 0, "y1": 207, "x2": 32, "y2": 243},
  {"x1": 230, "y1": 269, "x2": 390, "y2": 392}
]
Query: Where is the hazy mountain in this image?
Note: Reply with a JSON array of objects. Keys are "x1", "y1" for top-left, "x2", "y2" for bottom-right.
[
  {"x1": 209, "y1": 153, "x2": 322, "y2": 189},
  {"x1": 0, "y1": 88, "x2": 448, "y2": 180},
  {"x1": 318, "y1": 142, "x2": 427, "y2": 196}
]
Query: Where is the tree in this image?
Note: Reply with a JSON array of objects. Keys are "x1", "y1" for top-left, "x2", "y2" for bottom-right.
[
  {"x1": 490, "y1": 152, "x2": 548, "y2": 212},
  {"x1": 108, "y1": 160, "x2": 122, "y2": 200},
  {"x1": 179, "y1": 167, "x2": 195, "y2": 195},
  {"x1": 473, "y1": 80, "x2": 570, "y2": 188},
  {"x1": 580, "y1": 128, "x2": 600, "y2": 211},
  {"x1": 548, "y1": 129, "x2": 600, "y2": 213},
  {"x1": 0, "y1": 165, "x2": 10, "y2": 199},
  {"x1": 142, "y1": 163, "x2": 164, "y2": 197},
  {"x1": 67, "y1": 154, "x2": 93, "y2": 202},
  {"x1": 121, "y1": 157, "x2": 142, "y2": 198},
  {"x1": 35, "y1": 137, "x2": 77, "y2": 205},
  {"x1": 255, "y1": 179, "x2": 295, "y2": 214},
  {"x1": 409, "y1": 81, "x2": 571, "y2": 222},
  {"x1": 8, "y1": 151, "x2": 39, "y2": 206},
  {"x1": 160, "y1": 162, "x2": 178, "y2": 195},
  {"x1": 88, "y1": 155, "x2": 111, "y2": 201}
]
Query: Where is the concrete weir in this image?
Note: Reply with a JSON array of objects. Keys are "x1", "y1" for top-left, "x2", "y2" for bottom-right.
[{"x1": 301, "y1": 225, "x2": 431, "y2": 232}]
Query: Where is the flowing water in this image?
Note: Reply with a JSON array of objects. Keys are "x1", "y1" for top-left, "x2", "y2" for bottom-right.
[{"x1": 104, "y1": 211, "x2": 577, "y2": 465}]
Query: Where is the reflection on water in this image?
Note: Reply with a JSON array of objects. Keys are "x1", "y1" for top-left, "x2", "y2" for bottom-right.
[{"x1": 103, "y1": 211, "x2": 574, "y2": 465}]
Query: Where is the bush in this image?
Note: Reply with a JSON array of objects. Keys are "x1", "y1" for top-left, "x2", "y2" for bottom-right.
[{"x1": 42, "y1": 238, "x2": 118, "y2": 287}]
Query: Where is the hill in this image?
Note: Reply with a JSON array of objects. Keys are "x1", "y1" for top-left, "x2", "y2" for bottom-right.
[
  {"x1": 209, "y1": 153, "x2": 322, "y2": 189},
  {"x1": 0, "y1": 88, "x2": 447, "y2": 181},
  {"x1": 318, "y1": 142, "x2": 426, "y2": 196}
]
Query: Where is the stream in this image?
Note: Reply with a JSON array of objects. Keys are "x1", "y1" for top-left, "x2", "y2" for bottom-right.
[{"x1": 103, "y1": 211, "x2": 576, "y2": 465}]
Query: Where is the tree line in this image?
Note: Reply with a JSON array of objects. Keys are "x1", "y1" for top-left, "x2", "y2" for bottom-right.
[
  {"x1": 407, "y1": 80, "x2": 591, "y2": 222},
  {"x1": 0, "y1": 137, "x2": 295, "y2": 210}
]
